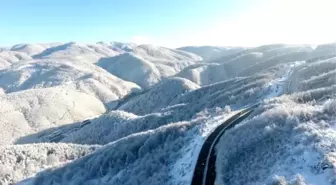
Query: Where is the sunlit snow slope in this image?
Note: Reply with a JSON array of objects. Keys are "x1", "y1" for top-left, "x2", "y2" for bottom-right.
[{"x1": 0, "y1": 41, "x2": 335, "y2": 185}]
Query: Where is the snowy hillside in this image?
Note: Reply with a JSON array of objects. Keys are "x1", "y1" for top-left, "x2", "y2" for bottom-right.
[
  {"x1": 0, "y1": 51, "x2": 32, "y2": 70},
  {"x1": 0, "y1": 143, "x2": 100, "y2": 185},
  {"x1": 178, "y1": 46, "x2": 244, "y2": 61},
  {"x1": 0, "y1": 41, "x2": 335, "y2": 185},
  {"x1": 118, "y1": 77, "x2": 200, "y2": 115},
  {"x1": 175, "y1": 63, "x2": 231, "y2": 86},
  {"x1": 96, "y1": 41, "x2": 137, "y2": 53},
  {"x1": 10, "y1": 43, "x2": 60, "y2": 56},
  {"x1": 32, "y1": 42, "x2": 119, "y2": 64},
  {"x1": 0, "y1": 58, "x2": 140, "y2": 105},
  {"x1": 97, "y1": 53, "x2": 162, "y2": 88},
  {"x1": 216, "y1": 57, "x2": 336, "y2": 185},
  {"x1": 0, "y1": 87, "x2": 106, "y2": 145},
  {"x1": 133, "y1": 45, "x2": 202, "y2": 64},
  {"x1": 175, "y1": 44, "x2": 326, "y2": 86},
  {"x1": 97, "y1": 45, "x2": 202, "y2": 88}
]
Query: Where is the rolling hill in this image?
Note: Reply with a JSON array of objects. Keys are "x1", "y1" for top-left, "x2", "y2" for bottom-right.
[{"x1": 0, "y1": 41, "x2": 335, "y2": 185}]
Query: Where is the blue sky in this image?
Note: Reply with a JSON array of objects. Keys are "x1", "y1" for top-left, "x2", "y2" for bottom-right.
[
  {"x1": 1, "y1": 0, "x2": 242, "y2": 45},
  {"x1": 1, "y1": 0, "x2": 335, "y2": 47}
]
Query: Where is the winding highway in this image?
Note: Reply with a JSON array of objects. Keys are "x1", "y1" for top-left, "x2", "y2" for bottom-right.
[{"x1": 191, "y1": 105, "x2": 257, "y2": 185}]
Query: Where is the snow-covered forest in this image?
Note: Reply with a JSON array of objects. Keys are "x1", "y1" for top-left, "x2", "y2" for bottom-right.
[{"x1": 0, "y1": 42, "x2": 335, "y2": 185}]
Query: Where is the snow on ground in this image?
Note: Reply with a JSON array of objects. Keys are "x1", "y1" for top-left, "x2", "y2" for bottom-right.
[
  {"x1": 169, "y1": 109, "x2": 235, "y2": 185},
  {"x1": 215, "y1": 97, "x2": 336, "y2": 185},
  {"x1": 264, "y1": 60, "x2": 306, "y2": 99},
  {"x1": 175, "y1": 63, "x2": 230, "y2": 86},
  {"x1": 97, "y1": 41, "x2": 137, "y2": 53},
  {"x1": 10, "y1": 69, "x2": 277, "y2": 184},
  {"x1": 289, "y1": 57, "x2": 336, "y2": 94},
  {"x1": 10, "y1": 44, "x2": 50, "y2": 56},
  {"x1": 175, "y1": 45, "x2": 313, "y2": 86},
  {"x1": 177, "y1": 46, "x2": 244, "y2": 61},
  {"x1": 15, "y1": 116, "x2": 205, "y2": 185},
  {"x1": 0, "y1": 87, "x2": 106, "y2": 145},
  {"x1": 237, "y1": 49, "x2": 312, "y2": 77},
  {"x1": 97, "y1": 45, "x2": 202, "y2": 88},
  {"x1": 86, "y1": 43, "x2": 123, "y2": 57},
  {"x1": 0, "y1": 42, "x2": 335, "y2": 185},
  {"x1": 60, "y1": 110, "x2": 139, "y2": 145},
  {"x1": 14, "y1": 108, "x2": 236, "y2": 185},
  {"x1": 32, "y1": 42, "x2": 118, "y2": 64},
  {"x1": 132, "y1": 44, "x2": 202, "y2": 66},
  {"x1": 214, "y1": 56, "x2": 336, "y2": 185},
  {"x1": 0, "y1": 51, "x2": 32, "y2": 70},
  {"x1": 168, "y1": 62, "x2": 305, "y2": 185},
  {"x1": 14, "y1": 67, "x2": 285, "y2": 184},
  {"x1": 0, "y1": 58, "x2": 141, "y2": 105},
  {"x1": 118, "y1": 77, "x2": 200, "y2": 115},
  {"x1": 16, "y1": 72, "x2": 273, "y2": 146},
  {"x1": 0, "y1": 143, "x2": 100, "y2": 185},
  {"x1": 166, "y1": 74, "x2": 273, "y2": 116},
  {"x1": 174, "y1": 51, "x2": 266, "y2": 86},
  {"x1": 97, "y1": 53, "x2": 163, "y2": 88}
]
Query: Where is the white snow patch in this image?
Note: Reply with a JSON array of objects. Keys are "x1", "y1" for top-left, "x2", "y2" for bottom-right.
[
  {"x1": 264, "y1": 61, "x2": 306, "y2": 99},
  {"x1": 169, "y1": 111, "x2": 237, "y2": 185}
]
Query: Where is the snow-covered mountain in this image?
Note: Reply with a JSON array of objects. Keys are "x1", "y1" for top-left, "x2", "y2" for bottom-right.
[
  {"x1": 97, "y1": 53, "x2": 162, "y2": 88},
  {"x1": 0, "y1": 143, "x2": 100, "y2": 185},
  {"x1": 0, "y1": 87, "x2": 106, "y2": 145},
  {"x1": 216, "y1": 57, "x2": 336, "y2": 185},
  {"x1": 0, "y1": 51, "x2": 32, "y2": 70},
  {"x1": 0, "y1": 41, "x2": 335, "y2": 185},
  {"x1": 178, "y1": 46, "x2": 244, "y2": 61},
  {"x1": 118, "y1": 77, "x2": 200, "y2": 115},
  {"x1": 97, "y1": 45, "x2": 202, "y2": 88},
  {"x1": 175, "y1": 45, "x2": 317, "y2": 86},
  {"x1": 0, "y1": 58, "x2": 141, "y2": 106},
  {"x1": 96, "y1": 41, "x2": 137, "y2": 53},
  {"x1": 10, "y1": 43, "x2": 61, "y2": 56},
  {"x1": 32, "y1": 42, "x2": 118, "y2": 64}
]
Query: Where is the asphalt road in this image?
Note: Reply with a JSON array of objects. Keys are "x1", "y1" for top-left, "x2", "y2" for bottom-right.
[{"x1": 190, "y1": 105, "x2": 257, "y2": 185}]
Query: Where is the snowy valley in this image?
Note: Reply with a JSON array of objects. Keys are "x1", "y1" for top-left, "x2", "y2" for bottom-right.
[{"x1": 0, "y1": 41, "x2": 335, "y2": 185}]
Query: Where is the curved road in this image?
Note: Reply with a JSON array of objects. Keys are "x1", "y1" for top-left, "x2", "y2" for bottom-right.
[{"x1": 191, "y1": 105, "x2": 257, "y2": 185}]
